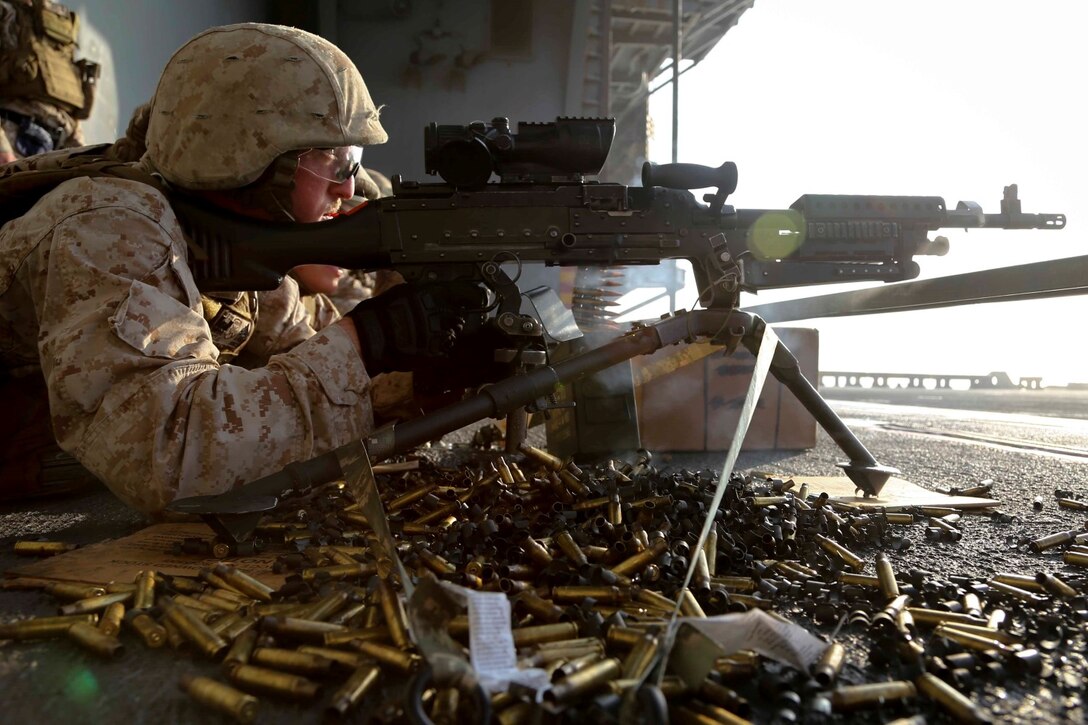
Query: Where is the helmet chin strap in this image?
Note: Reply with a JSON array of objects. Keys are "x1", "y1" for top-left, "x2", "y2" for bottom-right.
[{"x1": 224, "y1": 152, "x2": 298, "y2": 221}]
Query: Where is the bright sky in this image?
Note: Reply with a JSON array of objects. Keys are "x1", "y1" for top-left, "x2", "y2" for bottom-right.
[{"x1": 642, "y1": 0, "x2": 1088, "y2": 386}]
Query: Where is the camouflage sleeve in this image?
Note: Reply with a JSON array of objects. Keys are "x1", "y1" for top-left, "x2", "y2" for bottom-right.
[
  {"x1": 31, "y1": 179, "x2": 374, "y2": 513},
  {"x1": 245, "y1": 279, "x2": 341, "y2": 363}
]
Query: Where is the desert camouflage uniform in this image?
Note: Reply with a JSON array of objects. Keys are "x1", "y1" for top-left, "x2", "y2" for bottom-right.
[{"x1": 0, "y1": 176, "x2": 375, "y2": 513}]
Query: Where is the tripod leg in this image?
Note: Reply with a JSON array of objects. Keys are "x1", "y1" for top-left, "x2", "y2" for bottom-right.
[{"x1": 742, "y1": 317, "x2": 898, "y2": 496}]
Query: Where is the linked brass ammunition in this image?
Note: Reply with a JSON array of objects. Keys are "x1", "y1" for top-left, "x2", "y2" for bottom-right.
[
  {"x1": 546, "y1": 657, "x2": 622, "y2": 704},
  {"x1": 350, "y1": 641, "x2": 422, "y2": 672},
  {"x1": 611, "y1": 539, "x2": 668, "y2": 577},
  {"x1": 13, "y1": 540, "x2": 77, "y2": 556},
  {"x1": 54, "y1": 589, "x2": 130, "y2": 616},
  {"x1": 377, "y1": 577, "x2": 411, "y2": 648},
  {"x1": 126, "y1": 610, "x2": 166, "y2": 648},
  {"x1": 213, "y1": 563, "x2": 275, "y2": 602},
  {"x1": 815, "y1": 534, "x2": 864, "y2": 571},
  {"x1": 229, "y1": 663, "x2": 320, "y2": 700},
  {"x1": 512, "y1": 622, "x2": 579, "y2": 647},
  {"x1": 161, "y1": 597, "x2": 228, "y2": 658},
  {"x1": 916, "y1": 672, "x2": 990, "y2": 724},
  {"x1": 68, "y1": 621, "x2": 124, "y2": 657},
  {"x1": 223, "y1": 628, "x2": 259, "y2": 672},
  {"x1": 830, "y1": 681, "x2": 917, "y2": 710},
  {"x1": 45, "y1": 582, "x2": 106, "y2": 600},
  {"x1": 98, "y1": 601, "x2": 125, "y2": 637},
  {"x1": 327, "y1": 664, "x2": 381, "y2": 717},
  {"x1": 813, "y1": 642, "x2": 846, "y2": 687},
  {"x1": 875, "y1": 553, "x2": 900, "y2": 601},
  {"x1": 251, "y1": 647, "x2": 336, "y2": 678},
  {"x1": 179, "y1": 674, "x2": 259, "y2": 724}
]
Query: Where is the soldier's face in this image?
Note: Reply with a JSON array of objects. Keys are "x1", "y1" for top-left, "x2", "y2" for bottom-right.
[{"x1": 291, "y1": 147, "x2": 359, "y2": 222}]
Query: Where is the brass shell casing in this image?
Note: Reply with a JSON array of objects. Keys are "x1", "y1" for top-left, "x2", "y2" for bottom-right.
[
  {"x1": 213, "y1": 564, "x2": 275, "y2": 602},
  {"x1": 179, "y1": 674, "x2": 259, "y2": 724},
  {"x1": 127, "y1": 611, "x2": 167, "y2": 648},
  {"x1": 351, "y1": 641, "x2": 422, "y2": 673},
  {"x1": 229, "y1": 664, "x2": 320, "y2": 700},
  {"x1": 546, "y1": 657, "x2": 622, "y2": 704},
  {"x1": 251, "y1": 647, "x2": 337, "y2": 678},
  {"x1": 223, "y1": 628, "x2": 259, "y2": 672},
  {"x1": 98, "y1": 601, "x2": 125, "y2": 637},
  {"x1": 327, "y1": 664, "x2": 381, "y2": 717},
  {"x1": 161, "y1": 597, "x2": 228, "y2": 659},
  {"x1": 813, "y1": 642, "x2": 846, "y2": 687},
  {"x1": 68, "y1": 621, "x2": 124, "y2": 657},
  {"x1": 830, "y1": 681, "x2": 917, "y2": 710},
  {"x1": 58, "y1": 591, "x2": 132, "y2": 616},
  {"x1": 916, "y1": 672, "x2": 989, "y2": 724}
]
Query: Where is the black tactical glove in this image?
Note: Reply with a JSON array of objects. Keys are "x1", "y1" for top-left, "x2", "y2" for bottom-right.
[
  {"x1": 347, "y1": 283, "x2": 465, "y2": 376},
  {"x1": 348, "y1": 282, "x2": 494, "y2": 376},
  {"x1": 412, "y1": 324, "x2": 519, "y2": 396}
]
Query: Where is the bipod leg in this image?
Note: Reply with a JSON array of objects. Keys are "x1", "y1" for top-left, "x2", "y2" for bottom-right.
[
  {"x1": 741, "y1": 315, "x2": 898, "y2": 496},
  {"x1": 504, "y1": 407, "x2": 529, "y2": 454}
]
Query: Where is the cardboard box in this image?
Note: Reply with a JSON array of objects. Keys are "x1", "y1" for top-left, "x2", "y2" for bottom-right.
[{"x1": 633, "y1": 327, "x2": 819, "y2": 451}]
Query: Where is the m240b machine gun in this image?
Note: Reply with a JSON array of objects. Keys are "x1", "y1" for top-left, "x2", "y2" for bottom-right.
[{"x1": 168, "y1": 117, "x2": 1065, "y2": 537}]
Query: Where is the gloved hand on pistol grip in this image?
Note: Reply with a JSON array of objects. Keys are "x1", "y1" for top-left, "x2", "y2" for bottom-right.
[{"x1": 346, "y1": 283, "x2": 464, "y2": 376}]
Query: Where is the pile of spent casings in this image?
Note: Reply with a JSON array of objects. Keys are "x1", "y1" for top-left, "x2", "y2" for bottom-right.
[{"x1": 4, "y1": 443, "x2": 1087, "y2": 724}]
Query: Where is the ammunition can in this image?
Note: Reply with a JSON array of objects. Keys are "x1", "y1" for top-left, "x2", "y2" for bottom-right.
[
  {"x1": 251, "y1": 647, "x2": 336, "y2": 678},
  {"x1": 813, "y1": 642, "x2": 846, "y2": 687},
  {"x1": 377, "y1": 577, "x2": 411, "y2": 648},
  {"x1": 58, "y1": 591, "x2": 132, "y2": 616},
  {"x1": 179, "y1": 674, "x2": 259, "y2": 724},
  {"x1": 916, "y1": 672, "x2": 990, "y2": 724},
  {"x1": 546, "y1": 657, "x2": 622, "y2": 704},
  {"x1": 229, "y1": 663, "x2": 320, "y2": 700},
  {"x1": 13, "y1": 541, "x2": 76, "y2": 556},
  {"x1": 327, "y1": 664, "x2": 381, "y2": 717},
  {"x1": 68, "y1": 621, "x2": 124, "y2": 658},
  {"x1": 875, "y1": 553, "x2": 900, "y2": 601},
  {"x1": 127, "y1": 610, "x2": 166, "y2": 648},
  {"x1": 98, "y1": 601, "x2": 125, "y2": 637},
  {"x1": 611, "y1": 539, "x2": 668, "y2": 577},
  {"x1": 830, "y1": 681, "x2": 917, "y2": 710},
  {"x1": 45, "y1": 582, "x2": 106, "y2": 601},
  {"x1": 213, "y1": 564, "x2": 275, "y2": 602},
  {"x1": 815, "y1": 534, "x2": 864, "y2": 571},
  {"x1": 351, "y1": 641, "x2": 422, "y2": 673},
  {"x1": 161, "y1": 597, "x2": 228, "y2": 658}
]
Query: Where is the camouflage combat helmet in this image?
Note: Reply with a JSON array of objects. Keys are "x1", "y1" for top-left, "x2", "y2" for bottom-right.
[{"x1": 145, "y1": 23, "x2": 386, "y2": 190}]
